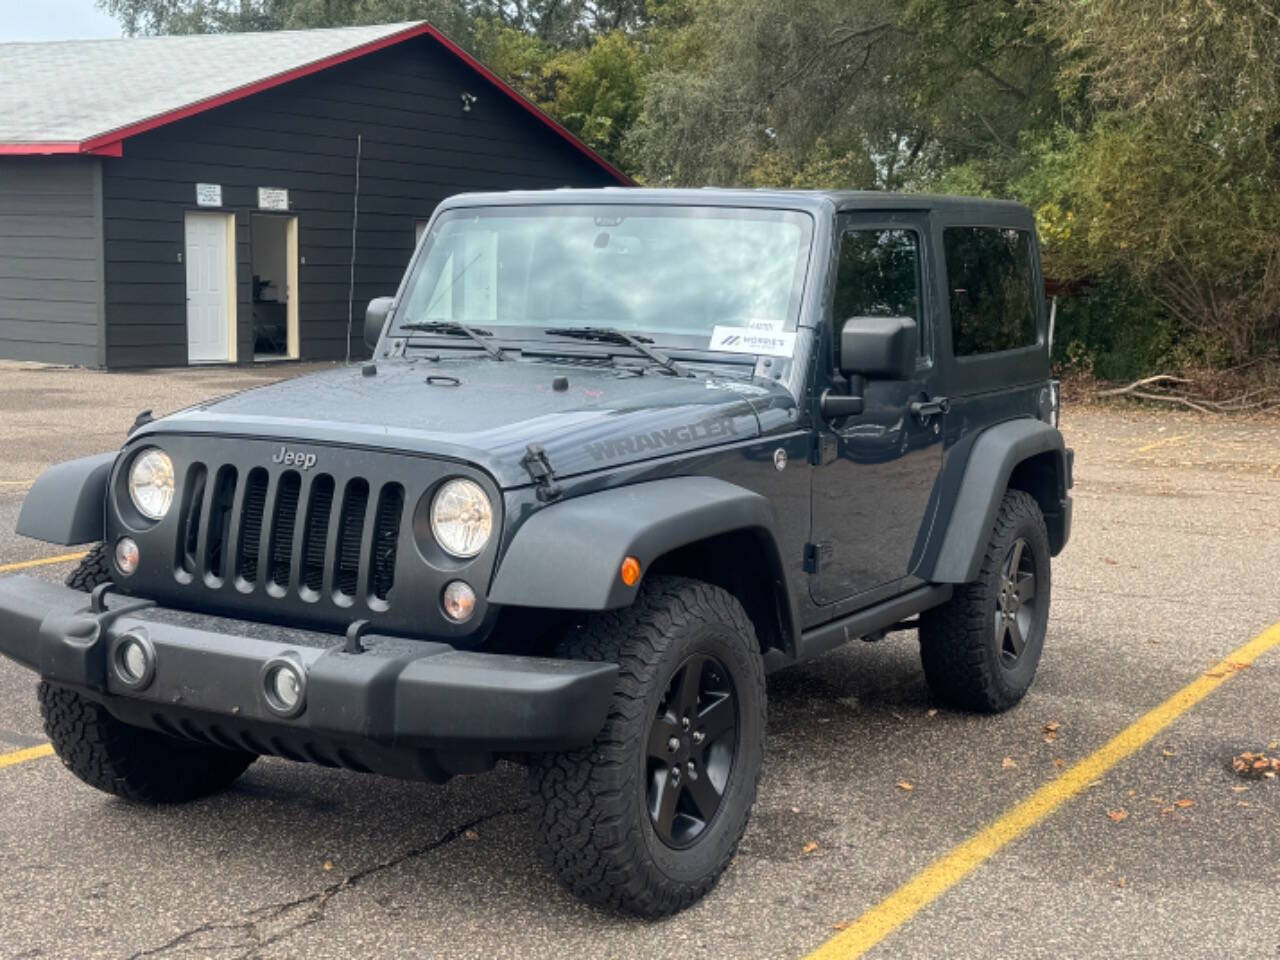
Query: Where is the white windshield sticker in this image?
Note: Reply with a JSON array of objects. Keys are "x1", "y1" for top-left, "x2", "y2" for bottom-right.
[{"x1": 709, "y1": 325, "x2": 796, "y2": 357}]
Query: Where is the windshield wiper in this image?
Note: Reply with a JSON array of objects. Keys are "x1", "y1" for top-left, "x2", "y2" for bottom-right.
[
  {"x1": 542, "y1": 327, "x2": 693, "y2": 378},
  {"x1": 399, "y1": 321, "x2": 507, "y2": 361}
]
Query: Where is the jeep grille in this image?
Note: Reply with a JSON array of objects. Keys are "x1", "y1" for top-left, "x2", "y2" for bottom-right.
[{"x1": 175, "y1": 463, "x2": 403, "y2": 610}]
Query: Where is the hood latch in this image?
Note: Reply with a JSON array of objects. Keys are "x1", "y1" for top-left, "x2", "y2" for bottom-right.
[{"x1": 521, "y1": 444, "x2": 563, "y2": 502}]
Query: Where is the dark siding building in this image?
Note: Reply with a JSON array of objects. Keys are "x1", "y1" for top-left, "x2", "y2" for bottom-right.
[
  {"x1": 0, "y1": 23, "x2": 626, "y2": 369},
  {"x1": 0, "y1": 157, "x2": 105, "y2": 367}
]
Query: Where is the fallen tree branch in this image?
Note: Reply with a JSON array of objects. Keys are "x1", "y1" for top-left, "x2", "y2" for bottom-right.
[
  {"x1": 1097, "y1": 374, "x2": 1197, "y2": 397},
  {"x1": 1128, "y1": 390, "x2": 1214, "y2": 413}
]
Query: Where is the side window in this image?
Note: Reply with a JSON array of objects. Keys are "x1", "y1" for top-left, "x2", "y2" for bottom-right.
[
  {"x1": 832, "y1": 229, "x2": 923, "y2": 355},
  {"x1": 943, "y1": 227, "x2": 1038, "y2": 356}
]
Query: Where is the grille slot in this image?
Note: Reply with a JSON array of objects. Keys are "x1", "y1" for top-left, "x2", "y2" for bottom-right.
[
  {"x1": 176, "y1": 463, "x2": 207, "y2": 577},
  {"x1": 204, "y1": 466, "x2": 237, "y2": 580},
  {"x1": 335, "y1": 479, "x2": 369, "y2": 598},
  {"x1": 370, "y1": 484, "x2": 403, "y2": 602},
  {"x1": 236, "y1": 468, "x2": 269, "y2": 583},
  {"x1": 300, "y1": 474, "x2": 335, "y2": 594},
  {"x1": 268, "y1": 472, "x2": 301, "y2": 588}
]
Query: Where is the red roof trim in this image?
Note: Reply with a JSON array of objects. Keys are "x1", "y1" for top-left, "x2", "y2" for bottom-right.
[
  {"x1": 0, "y1": 142, "x2": 82, "y2": 155},
  {"x1": 0, "y1": 22, "x2": 630, "y2": 183}
]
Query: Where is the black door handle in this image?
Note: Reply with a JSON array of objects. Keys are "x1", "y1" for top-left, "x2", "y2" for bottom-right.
[{"x1": 909, "y1": 396, "x2": 950, "y2": 419}]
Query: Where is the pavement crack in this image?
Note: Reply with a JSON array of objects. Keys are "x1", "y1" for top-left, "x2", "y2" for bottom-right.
[{"x1": 121, "y1": 803, "x2": 528, "y2": 960}]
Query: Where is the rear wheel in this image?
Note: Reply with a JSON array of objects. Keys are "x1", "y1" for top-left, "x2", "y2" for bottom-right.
[
  {"x1": 920, "y1": 489, "x2": 1051, "y2": 712},
  {"x1": 530, "y1": 576, "x2": 765, "y2": 917},
  {"x1": 38, "y1": 682, "x2": 256, "y2": 804}
]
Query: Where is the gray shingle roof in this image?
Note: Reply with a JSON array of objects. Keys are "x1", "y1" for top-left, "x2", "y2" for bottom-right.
[{"x1": 0, "y1": 22, "x2": 423, "y2": 146}]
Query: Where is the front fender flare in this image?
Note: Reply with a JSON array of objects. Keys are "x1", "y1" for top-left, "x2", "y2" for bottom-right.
[
  {"x1": 16, "y1": 452, "x2": 115, "y2": 546},
  {"x1": 489, "y1": 477, "x2": 785, "y2": 612},
  {"x1": 926, "y1": 419, "x2": 1070, "y2": 583}
]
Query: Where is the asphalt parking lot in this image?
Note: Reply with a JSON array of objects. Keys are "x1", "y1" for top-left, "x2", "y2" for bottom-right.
[{"x1": 0, "y1": 362, "x2": 1277, "y2": 960}]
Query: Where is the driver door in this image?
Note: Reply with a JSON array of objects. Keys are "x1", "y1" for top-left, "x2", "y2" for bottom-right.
[{"x1": 809, "y1": 212, "x2": 946, "y2": 606}]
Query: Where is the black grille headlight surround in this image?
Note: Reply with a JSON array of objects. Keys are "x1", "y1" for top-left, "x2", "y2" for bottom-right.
[
  {"x1": 430, "y1": 478, "x2": 493, "y2": 558},
  {"x1": 127, "y1": 447, "x2": 175, "y2": 521}
]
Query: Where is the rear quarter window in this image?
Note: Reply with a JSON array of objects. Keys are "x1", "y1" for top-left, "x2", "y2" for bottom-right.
[{"x1": 943, "y1": 227, "x2": 1038, "y2": 356}]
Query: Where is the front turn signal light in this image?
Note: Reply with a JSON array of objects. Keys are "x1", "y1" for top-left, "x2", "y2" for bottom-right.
[{"x1": 620, "y1": 556, "x2": 641, "y2": 587}]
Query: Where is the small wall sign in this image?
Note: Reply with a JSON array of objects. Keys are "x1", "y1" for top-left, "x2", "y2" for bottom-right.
[
  {"x1": 195, "y1": 183, "x2": 222, "y2": 207},
  {"x1": 258, "y1": 187, "x2": 289, "y2": 211}
]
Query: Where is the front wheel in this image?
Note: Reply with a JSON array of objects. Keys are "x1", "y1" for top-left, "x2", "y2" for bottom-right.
[
  {"x1": 39, "y1": 683, "x2": 256, "y2": 803},
  {"x1": 920, "y1": 489, "x2": 1051, "y2": 712},
  {"x1": 530, "y1": 576, "x2": 766, "y2": 917}
]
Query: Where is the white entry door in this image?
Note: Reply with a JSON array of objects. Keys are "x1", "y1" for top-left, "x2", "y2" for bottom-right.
[{"x1": 185, "y1": 212, "x2": 233, "y2": 363}]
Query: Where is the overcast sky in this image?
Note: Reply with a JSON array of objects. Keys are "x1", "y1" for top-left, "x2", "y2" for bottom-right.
[{"x1": 0, "y1": 0, "x2": 123, "y2": 41}]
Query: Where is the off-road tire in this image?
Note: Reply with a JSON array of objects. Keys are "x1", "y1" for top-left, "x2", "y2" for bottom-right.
[
  {"x1": 920, "y1": 489, "x2": 1051, "y2": 713},
  {"x1": 530, "y1": 576, "x2": 766, "y2": 917},
  {"x1": 64, "y1": 543, "x2": 111, "y2": 592},
  {"x1": 38, "y1": 682, "x2": 256, "y2": 803}
]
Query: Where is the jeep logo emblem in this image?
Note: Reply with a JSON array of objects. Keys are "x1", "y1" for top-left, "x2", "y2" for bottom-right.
[{"x1": 271, "y1": 446, "x2": 317, "y2": 470}]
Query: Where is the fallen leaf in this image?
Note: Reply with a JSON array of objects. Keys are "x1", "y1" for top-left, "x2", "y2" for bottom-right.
[
  {"x1": 802, "y1": 841, "x2": 819, "y2": 855},
  {"x1": 927, "y1": 709, "x2": 938, "y2": 718},
  {"x1": 1002, "y1": 756, "x2": 1018, "y2": 770},
  {"x1": 791, "y1": 806, "x2": 801, "y2": 814},
  {"x1": 1161, "y1": 748, "x2": 1176, "y2": 757},
  {"x1": 1044, "y1": 732, "x2": 1058, "y2": 744},
  {"x1": 463, "y1": 829, "x2": 480, "y2": 841},
  {"x1": 896, "y1": 780, "x2": 915, "y2": 791},
  {"x1": 1174, "y1": 798, "x2": 1193, "y2": 809},
  {"x1": 1103, "y1": 557, "x2": 1119, "y2": 565},
  {"x1": 1127, "y1": 789, "x2": 1137, "y2": 798},
  {"x1": 1107, "y1": 809, "x2": 1129, "y2": 822},
  {"x1": 322, "y1": 860, "x2": 334, "y2": 872},
  {"x1": 1044, "y1": 721, "x2": 1062, "y2": 732},
  {"x1": 831, "y1": 922, "x2": 850, "y2": 931},
  {"x1": 1231, "y1": 785, "x2": 1250, "y2": 793},
  {"x1": 1053, "y1": 758, "x2": 1067, "y2": 770}
]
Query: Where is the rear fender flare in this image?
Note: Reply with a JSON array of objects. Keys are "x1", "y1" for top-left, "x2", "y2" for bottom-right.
[{"x1": 926, "y1": 419, "x2": 1069, "y2": 583}]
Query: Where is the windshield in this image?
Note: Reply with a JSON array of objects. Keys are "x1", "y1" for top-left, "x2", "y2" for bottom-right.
[{"x1": 395, "y1": 205, "x2": 814, "y2": 347}]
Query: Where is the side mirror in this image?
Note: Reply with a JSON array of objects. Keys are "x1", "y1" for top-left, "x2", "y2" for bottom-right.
[
  {"x1": 838, "y1": 315, "x2": 917, "y2": 380},
  {"x1": 364, "y1": 297, "x2": 395, "y2": 350},
  {"x1": 820, "y1": 316, "x2": 919, "y2": 420}
]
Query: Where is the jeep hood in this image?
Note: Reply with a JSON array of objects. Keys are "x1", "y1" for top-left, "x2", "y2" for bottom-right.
[{"x1": 142, "y1": 358, "x2": 790, "y2": 488}]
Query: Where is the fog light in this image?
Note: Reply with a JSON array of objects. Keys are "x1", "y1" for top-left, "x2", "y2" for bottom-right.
[
  {"x1": 115, "y1": 537, "x2": 139, "y2": 576},
  {"x1": 262, "y1": 660, "x2": 306, "y2": 717},
  {"x1": 112, "y1": 631, "x2": 155, "y2": 689},
  {"x1": 441, "y1": 580, "x2": 477, "y2": 623}
]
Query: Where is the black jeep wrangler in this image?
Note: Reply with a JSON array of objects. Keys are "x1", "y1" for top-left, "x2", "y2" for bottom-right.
[{"x1": 1, "y1": 189, "x2": 1071, "y2": 916}]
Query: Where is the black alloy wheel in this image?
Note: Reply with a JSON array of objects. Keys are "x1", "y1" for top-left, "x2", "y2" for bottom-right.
[
  {"x1": 919, "y1": 489, "x2": 1052, "y2": 713},
  {"x1": 646, "y1": 653, "x2": 738, "y2": 849},
  {"x1": 995, "y1": 536, "x2": 1039, "y2": 666}
]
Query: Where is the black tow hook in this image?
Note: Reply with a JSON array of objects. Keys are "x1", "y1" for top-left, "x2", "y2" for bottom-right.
[
  {"x1": 344, "y1": 619, "x2": 373, "y2": 655},
  {"x1": 36, "y1": 584, "x2": 156, "y2": 690}
]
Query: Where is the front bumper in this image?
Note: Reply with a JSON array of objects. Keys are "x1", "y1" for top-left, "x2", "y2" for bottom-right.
[{"x1": 0, "y1": 576, "x2": 617, "y2": 781}]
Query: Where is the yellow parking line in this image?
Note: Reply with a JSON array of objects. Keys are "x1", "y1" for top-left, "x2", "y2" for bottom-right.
[
  {"x1": 806, "y1": 619, "x2": 1280, "y2": 960},
  {"x1": 1134, "y1": 433, "x2": 1189, "y2": 454},
  {"x1": 0, "y1": 743, "x2": 54, "y2": 770},
  {"x1": 0, "y1": 551, "x2": 87, "y2": 574}
]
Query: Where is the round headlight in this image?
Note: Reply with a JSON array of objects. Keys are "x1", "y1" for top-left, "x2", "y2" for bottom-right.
[
  {"x1": 430, "y1": 478, "x2": 493, "y2": 558},
  {"x1": 128, "y1": 448, "x2": 174, "y2": 520}
]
